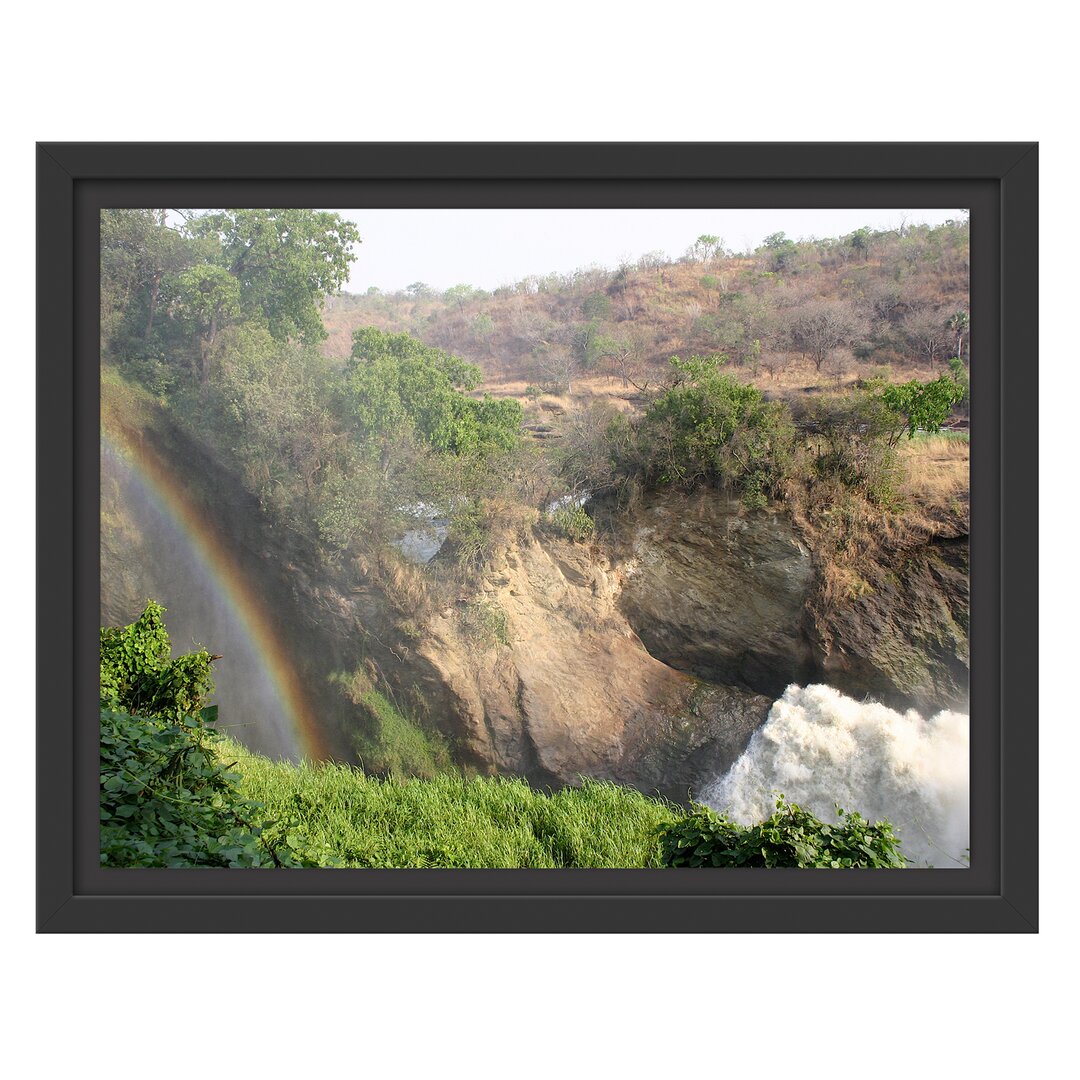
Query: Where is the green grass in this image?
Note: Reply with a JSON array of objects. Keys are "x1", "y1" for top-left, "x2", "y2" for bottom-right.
[
  {"x1": 219, "y1": 737, "x2": 681, "y2": 868},
  {"x1": 354, "y1": 686, "x2": 453, "y2": 779}
]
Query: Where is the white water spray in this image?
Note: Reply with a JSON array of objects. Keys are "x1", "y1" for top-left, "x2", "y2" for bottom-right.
[{"x1": 702, "y1": 684, "x2": 969, "y2": 867}]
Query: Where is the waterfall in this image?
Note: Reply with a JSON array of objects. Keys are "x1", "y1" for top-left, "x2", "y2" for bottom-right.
[{"x1": 701, "y1": 684, "x2": 970, "y2": 867}]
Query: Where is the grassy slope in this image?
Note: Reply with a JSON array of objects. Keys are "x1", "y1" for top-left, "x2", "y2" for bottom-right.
[{"x1": 219, "y1": 736, "x2": 682, "y2": 868}]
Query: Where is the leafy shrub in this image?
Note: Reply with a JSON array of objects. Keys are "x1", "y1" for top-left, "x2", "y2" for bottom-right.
[
  {"x1": 879, "y1": 374, "x2": 965, "y2": 441},
  {"x1": 100, "y1": 603, "x2": 326, "y2": 867},
  {"x1": 634, "y1": 355, "x2": 797, "y2": 505},
  {"x1": 803, "y1": 393, "x2": 906, "y2": 507},
  {"x1": 546, "y1": 504, "x2": 596, "y2": 542},
  {"x1": 347, "y1": 326, "x2": 523, "y2": 457},
  {"x1": 121, "y1": 355, "x2": 179, "y2": 399},
  {"x1": 447, "y1": 500, "x2": 492, "y2": 566},
  {"x1": 658, "y1": 796, "x2": 907, "y2": 868},
  {"x1": 947, "y1": 356, "x2": 970, "y2": 410},
  {"x1": 100, "y1": 600, "x2": 215, "y2": 722},
  {"x1": 581, "y1": 291, "x2": 612, "y2": 319},
  {"x1": 102, "y1": 706, "x2": 274, "y2": 867}
]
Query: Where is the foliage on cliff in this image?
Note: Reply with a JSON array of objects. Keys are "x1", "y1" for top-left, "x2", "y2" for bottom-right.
[{"x1": 100, "y1": 602, "x2": 329, "y2": 868}]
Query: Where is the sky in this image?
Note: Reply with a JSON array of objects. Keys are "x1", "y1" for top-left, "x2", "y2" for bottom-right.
[{"x1": 332, "y1": 207, "x2": 966, "y2": 294}]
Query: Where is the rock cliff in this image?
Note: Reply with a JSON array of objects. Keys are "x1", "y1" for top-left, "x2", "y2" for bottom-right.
[{"x1": 101, "y1": 413, "x2": 969, "y2": 800}]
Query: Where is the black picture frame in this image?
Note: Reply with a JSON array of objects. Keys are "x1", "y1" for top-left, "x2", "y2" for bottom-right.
[{"x1": 37, "y1": 142, "x2": 1038, "y2": 933}]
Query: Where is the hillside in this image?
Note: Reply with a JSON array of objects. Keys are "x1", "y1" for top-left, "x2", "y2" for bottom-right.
[{"x1": 322, "y1": 220, "x2": 970, "y2": 412}]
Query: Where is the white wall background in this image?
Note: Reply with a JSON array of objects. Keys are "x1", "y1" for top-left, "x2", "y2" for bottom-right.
[{"x1": 2, "y1": 3, "x2": 1068, "y2": 1076}]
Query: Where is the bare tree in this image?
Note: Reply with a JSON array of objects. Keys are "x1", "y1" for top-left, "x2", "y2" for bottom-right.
[
  {"x1": 760, "y1": 352, "x2": 791, "y2": 382},
  {"x1": 902, "y1": 308, "x2": 952, "y2": 370},
  {"x1": 786, "y1": 299, "x2": 868, "y2": 372},
  {"x1": 595, "y1": 327, "x2": 653, "y2": 390},
  {"x1": 510, "y1": 306, "x2": 556, "y2": 350},
  {"x1": 534, "y1": 344, "x2": 580, "y2": 396},
  {"x1": 822, "y1": 349, "x2": 855, "y2": 388}
]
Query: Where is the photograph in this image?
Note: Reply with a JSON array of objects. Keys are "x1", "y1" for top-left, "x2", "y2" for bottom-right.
[{"x1": 98, "y1": 203, "x2": 972, "y2": 872}]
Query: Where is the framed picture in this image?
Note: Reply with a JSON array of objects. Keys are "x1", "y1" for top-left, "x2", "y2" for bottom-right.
[{"x1": 38, "y1": 142, "x2": 1037, "y2": 932}]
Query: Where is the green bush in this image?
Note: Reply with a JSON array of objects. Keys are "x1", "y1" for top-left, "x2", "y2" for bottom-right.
[
  {"x1": 658, "y1": 796, "x2": 907, "y2": 868},
  {"x1": 635, "y1": 355, "x2": 797, "y2": 505},
  {"x1": 546, "y1": 504, "x2": 596, "y2": 542},
  {"x1": 447, "y1": 500, "x2": 492, "y2": 566},
  {"x1": 101, "y1": 706, "x2": 289, "y2": 867},
  {"x1": 99, "y1": 602, "x2": 325, "y2": 867},
  {"x1": 879, "y1": 374, "x2": 965, "y2": 441},
  {"x1": 100, "y1": 600, "x2": 215, "y2": 722},
  {"x1": 804, "y1": 393, "x2": 906, "y2": 506}
]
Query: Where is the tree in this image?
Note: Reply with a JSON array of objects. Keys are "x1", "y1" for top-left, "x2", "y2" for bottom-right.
[
  {"x1": 946, "y1": 310, "x2": 969, "y2": 361},
  {"x1": 443, "y1": 283, "x2": 481, "y2": 312},
  {"x1": 175, "y1": 264, "x2": 241, "y2": 385},
  {"x1": 534, "y1": 343, "x2": 581, "y2": 396},
  {"x1": 581, "y1": 291, "x2": 612, "y2": 319},
  {"x1": 192, "y1": 209, "x2": 360, "y2": 344},
  {"x1": 100, "y1": 209, "x2": 194, "y2": 347},
  {"x1": 594, "y1": 328, "x2": 651, "y2": 389},
  {"x1": 137, "y1": 210, "x2": 196, "y2": 338},
  {"x1": 470, "y1": 311, "x2": 496, "y2": 349},
  {"x1": 902, "y1": 308, "x2": 952, "y2": 370},
  {"x1": 636, "y1": 355, "x2": 797, "y2": 505},
  {"x1": 846, "y1": 227, "x2": 874, "y2": 261},
  {"x1": 879, "y1": 375, "x2": 966, "y2": 442},
  {"x1": 760, "y1": 231, "x2": 799, "y2": 272},
  {"x1": 688, "y1": 234, "x2": 725, "y2": 263},
  {"x1": 786, "y1": 298, "x2": 867, "y2": 372},
  {"x1": 210, "y1": 325, "x2": 345, "y2": 512},
  {"x1": 347, "y1": 328, "x2": 522, "y2": 465}
]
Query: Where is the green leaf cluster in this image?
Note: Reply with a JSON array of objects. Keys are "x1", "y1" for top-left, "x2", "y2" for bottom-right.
[
  {"x1": 347, "y1": 327, "x2": 523, "y2": 457},
  {"x1": 193, "y1": 208, "x2": 360, "y2": 345},
  {"x1": 99, "y1": 603, "x2": 328, "y2": 868},
  {"x1": 637, "y1": 355, "x2": 797, "y2": 506},
  {"x1": 657, "y1": 795, "x2": 907, "y2": 868},
  {"x1": 879, "y1": 374, "x2": 966, "y2": 441},
  {"x1": 99, "y1": 600, "x2": 215, "y2": 722},
  {"x1": 545, "y1": 504, "x2": 596, "y2": 542}
]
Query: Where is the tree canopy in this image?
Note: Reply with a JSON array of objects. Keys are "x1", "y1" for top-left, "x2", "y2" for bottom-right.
[
  {"x1": 346, "y1": 327, "x2": 522, "y2": 458},
  {"x1": 191, "y1": 208, "x2": 360, "y2": 343}
]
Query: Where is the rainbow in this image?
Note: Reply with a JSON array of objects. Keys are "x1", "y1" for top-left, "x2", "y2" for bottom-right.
[{"x1": 101, "y1": 427, "x2": 330, "y2": 762}]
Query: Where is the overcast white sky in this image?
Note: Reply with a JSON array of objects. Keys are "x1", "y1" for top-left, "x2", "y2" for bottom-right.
[{"x1": 332, "y1": 207, "x2": 966, "y2": 293}]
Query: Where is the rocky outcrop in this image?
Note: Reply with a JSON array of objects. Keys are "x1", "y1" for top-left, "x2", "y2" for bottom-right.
[
  {"x1": 813, "y1": 535, "x2": 969, "y2": 713},
  {"x1": 102, "y1": 394, "x2": 969, "y2": 799},
  {"x1": 595, "y1": 490, "x2": 968, "y2": 716},
  {"x1": 414, "y1": 535, "x2": 772, "y2": 799},
  {"x1": 604, "y1": 492, "x2": 817, "y2": 696}
]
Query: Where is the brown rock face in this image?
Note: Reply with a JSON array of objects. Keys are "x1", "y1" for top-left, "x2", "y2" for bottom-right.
[
  {"x1": 415, "y1": 535, "x2": 772, "y2": 797},
  {"x1": 814, "y1": 536, "x2": 969, "y2": 713},
  {"x1": 102, "y1": 396, "x2": 968, "y2": 798},
  {"x1": 607, "y1": 492, "x2": 817, "y2": 696}
]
